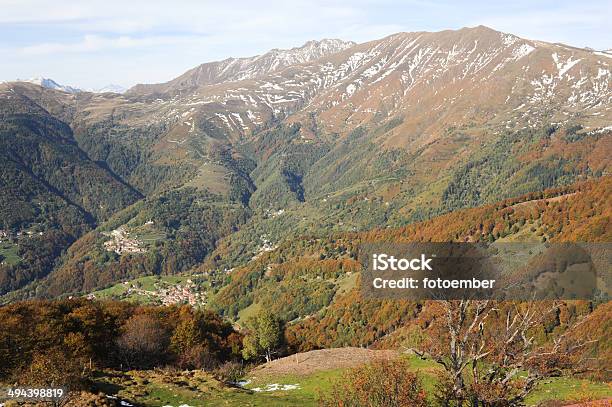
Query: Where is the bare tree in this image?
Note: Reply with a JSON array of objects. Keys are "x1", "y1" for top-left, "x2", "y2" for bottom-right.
[{"x1": 408, "y1": 300, "x2": 595, "y2": 406}]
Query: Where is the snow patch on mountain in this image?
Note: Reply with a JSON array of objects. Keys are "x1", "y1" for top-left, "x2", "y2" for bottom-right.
[
  {"x1": 512, "y1": 43, "x2": 535, "y2": 60},
  {"x1": 552, "y1": 53, "x2": 581, "y2": 78}
]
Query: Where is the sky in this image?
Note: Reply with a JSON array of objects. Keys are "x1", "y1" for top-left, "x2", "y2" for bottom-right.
[{"x1": 1, "y1": 0, "x2": 611, "y2": 89}]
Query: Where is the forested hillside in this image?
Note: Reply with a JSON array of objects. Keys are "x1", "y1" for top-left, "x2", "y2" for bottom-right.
[
  {"x1": 209, "y1": 176, "x2": 611, "y2": 354},
  {"x1": 42, "y1": 189, "x2": 250, "y2": 297},
  {"x1": 0, "y1": 85, "x2": 141, "y2": 295}
]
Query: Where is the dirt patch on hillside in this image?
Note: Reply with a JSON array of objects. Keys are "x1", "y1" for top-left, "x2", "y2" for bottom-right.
[
  {"x1": 250, "y1": 347, "x2": 399, "y2": 377},
  {"x1": 511, "y1": 192, "x2": 577, "y2": 208}
]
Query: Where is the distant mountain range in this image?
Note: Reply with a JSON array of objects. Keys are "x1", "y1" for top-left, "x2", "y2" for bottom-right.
[
  {"x1": 20, "y1": 77, "x2": 82, "y2": 93},
  {"x1": 0, "y1": 26, "x2": 610, "y2": 301},
  {"x1": 7, "y1": 77, "x2": 127, "y2": 94},
  {"x1": 91, "y1": 83, "x2": 128, "y2": 94}
]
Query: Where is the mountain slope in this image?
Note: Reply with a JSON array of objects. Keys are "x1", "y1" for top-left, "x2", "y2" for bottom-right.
[
  {"x1": 0, "y1": 83, "x2": 142, "y2": 294},
  {"x1": 44, "y1": 27, "x2": 610, "y2": 203},
  {"x1": 104, "y1": 26, "x2": 611, "y2": 210},
  {"x1": 123, "y1": 26, "x2": 610, "y2": 143}
]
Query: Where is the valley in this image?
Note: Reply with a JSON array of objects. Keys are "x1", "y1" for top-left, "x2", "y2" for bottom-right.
[{"x1": 0, "y1": 24, "x2": 610, "y2": 406}]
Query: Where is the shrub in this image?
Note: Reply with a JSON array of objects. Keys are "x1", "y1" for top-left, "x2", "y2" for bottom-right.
[
  {"x1": 318, "y1": 358, "x2": 427, "y2": 407},
  {"x1": 214, "y1": 361, "x2": 247, "y2": 384}
]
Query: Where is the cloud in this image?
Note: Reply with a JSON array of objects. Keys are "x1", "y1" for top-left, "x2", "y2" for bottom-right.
[
  {"x1": 10, "y1": 1, "x2": 386, "y2": 58},
  {"x1": 0, "y1": 0, "x2": 364, "y2": 34},
  {"x1": 20, "y1": 34, "x2": 209, "y2": 55}
]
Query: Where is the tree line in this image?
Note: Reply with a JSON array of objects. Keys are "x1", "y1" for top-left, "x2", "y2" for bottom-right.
[{"x1": 0, "y1": 299, "x2": 242, "y2": 390}]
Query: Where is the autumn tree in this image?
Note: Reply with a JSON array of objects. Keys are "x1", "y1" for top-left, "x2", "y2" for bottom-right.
[
  {"x1": 170, "y1": 306, "x2": 225, "y2": 369},
  {"x1": 242, "y1": 310, "x2": 283, "y2": 363},
  {"x1": 116, "y1": 313, "x2": 169, "y2": 369},
  {"x1": 0, "y1": 299, "x2": 241, "y2": 382},
  {"x1": 18, "y1": 348, "x2": 87, "y2": 390}
]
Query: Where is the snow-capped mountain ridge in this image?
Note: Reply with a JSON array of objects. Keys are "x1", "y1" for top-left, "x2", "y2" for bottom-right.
[
  {"x1": 21, "y1": 77, "x2": 82, "y2": 94},
  {"x1": 127, "y1": 38, "x2": 356, "y2": 95},
  {"x1": 121, "y1": 26, "x2": 609, "y2": 147}
]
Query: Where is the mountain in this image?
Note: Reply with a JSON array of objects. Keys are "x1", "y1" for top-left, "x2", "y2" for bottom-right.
[
  {"x1": 127, "y1": 38, "x2": 356, "y2": 95},
  {"x1": 51, "y1": 26, "x2": 611, "y2": 200},
  {"x1": 19, "y1": 77, "x2": 82, "y2": 93},
  {"x1": 93, "y1": 84, "x2": 127, "y2": 94},
  {"x1": 126, "y1": 26, "x2": 610, "y2": 140},
  {"x1": 1, "y1": 26, "x2": 610, "y2": 301}
]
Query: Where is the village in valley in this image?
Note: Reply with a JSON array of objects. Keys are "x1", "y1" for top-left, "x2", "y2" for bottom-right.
[
  {"x1": 93, "y1": 220, "x2": 223, "y2": 307},
  {"x1": 89, "y1": 275, "x2": 209, "y2": 307},
  {"x1": 102, "y1": 224, "x2": 149, "y2": 255}
]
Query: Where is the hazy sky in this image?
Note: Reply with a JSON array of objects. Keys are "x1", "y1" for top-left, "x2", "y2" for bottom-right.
[{"x1": 1, "y1": 0, "x2": 610, "y2": 89}]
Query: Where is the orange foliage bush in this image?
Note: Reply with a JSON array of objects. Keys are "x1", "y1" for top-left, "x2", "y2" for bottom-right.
[{"x1": 318, "y1": 358, "x2": 427, "y2": 407}]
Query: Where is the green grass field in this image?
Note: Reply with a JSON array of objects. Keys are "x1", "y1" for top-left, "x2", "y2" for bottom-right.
[
  {"x1": 108, "y1": 355, "x2": 609, "y2": 407},
  {"x1": 240, "y1": 359, "x2": 610, "y2": 407},
  {"x1": 0, "y1": 241, "x2": 21, "y2": 265},
  {"x1": 90, "y1": 356, "x2": 611, "y2": 407},
  {"x1": 525, "y1": 377, "x2": 611, "y2": 405},
  {"x1": 237, "y1": 302, "x2": 263, "y2": 325}
]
